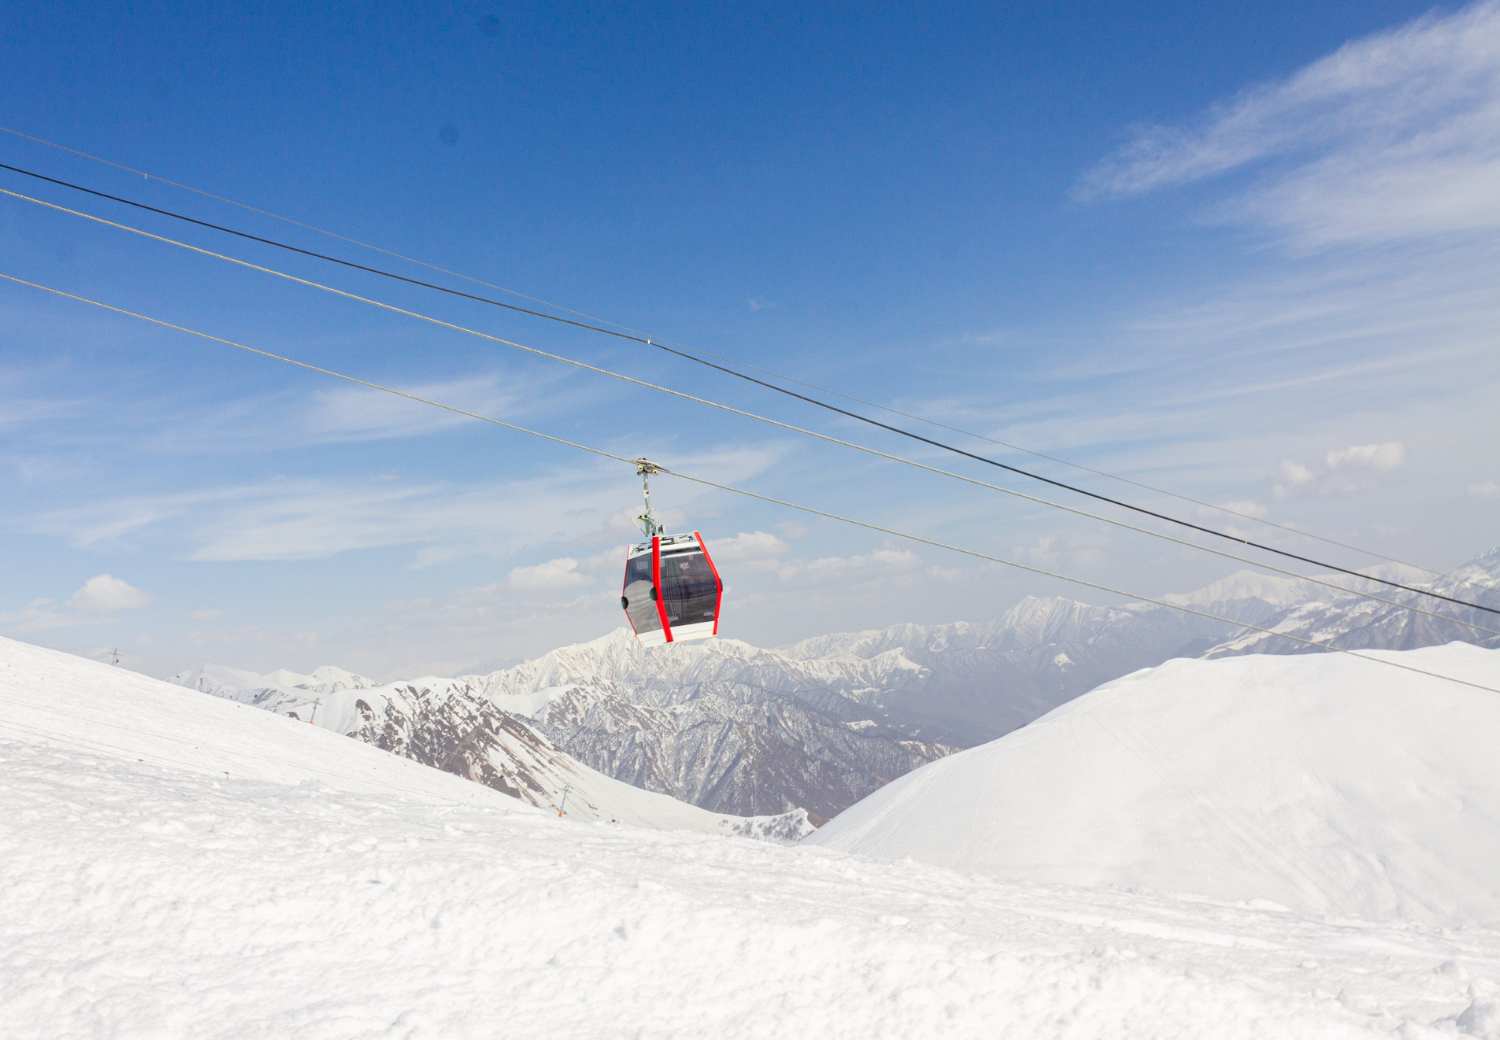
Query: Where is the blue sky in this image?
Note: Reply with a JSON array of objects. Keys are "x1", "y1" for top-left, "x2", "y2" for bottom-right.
[{"x1": 4, "y1": 0, "x2": 1500, "y2": 677}]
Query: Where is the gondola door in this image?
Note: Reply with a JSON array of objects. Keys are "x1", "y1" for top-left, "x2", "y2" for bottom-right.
[{"x1": 621, "y1": 538, "x2": 666, "y2": 645}]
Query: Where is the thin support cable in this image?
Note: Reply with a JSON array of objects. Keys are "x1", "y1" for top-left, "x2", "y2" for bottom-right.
[
  {"x1": 0, "y1": 131, "x2": 636, "y2": 334},
  {"x1": 4, "y1": 269, "x2": 1499, "y2": 699},
  {"x1": 3, "y1": 185, "x2": 1496, "y2": 625},
  {"x1": 0, "y1": 165, "x2": 1452, "y2": 585}
]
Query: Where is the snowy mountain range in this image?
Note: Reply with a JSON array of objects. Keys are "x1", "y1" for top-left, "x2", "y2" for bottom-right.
[
  {"x1": 172, "y1": 549, "x2": 1500, "y2": 822},
  {"x1": 1205, "y1": 548, "x2": 1500, "y2": 657},
  {"x1": 174, "y1": 640, "x2": 949, "y2": 821},
  {"x1": 171, "y1": 661, "x2": 812, "y2": 840}
]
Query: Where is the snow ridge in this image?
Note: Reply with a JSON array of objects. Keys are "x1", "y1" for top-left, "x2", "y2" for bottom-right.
[{"x1": 811, "y1": 643, "x2": 1500, "y2": 926}]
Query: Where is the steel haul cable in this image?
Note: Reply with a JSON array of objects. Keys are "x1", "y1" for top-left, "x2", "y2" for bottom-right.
[
  {"x1": 0, "y1": 161, "x2": 1459, "y2": 592},
  {"x1": 4, "y1": 269, "x2": 1499, "y2": 698},
  {"x1": 0, "y1": 138, "x2": 1443, "y2": 577},
  {"x1": 3, "y1": 186, "x2": 1497, "y2": 631},
  {"x1": 0, "y1": 131, "x2": 631, "y2": 332}
]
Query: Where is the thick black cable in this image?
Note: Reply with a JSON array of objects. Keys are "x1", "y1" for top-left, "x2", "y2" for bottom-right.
[
  {"x1": 7, "y1": 268, "x2": 1500, "y2": 699},
  {"x1": 13, "y1": 192, "x2": 1500, "y2": 644},
  {"x1": 0, "y1": 161, "x2": 637, "y2": 342},
  {"x1": 0, "y1": 131, "x2": 1445, "y2": 579},
  {"x1": 3, "y1": 159, "x2": 1494, "y2": 618}
]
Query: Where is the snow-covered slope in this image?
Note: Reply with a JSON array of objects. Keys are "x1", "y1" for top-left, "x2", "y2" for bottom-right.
[
  {"x1": 4, "y1": 635, "x2": 1496, "y2": 1038},
  {"x1": 5, "y1": 638, "x2": 509, "y2": 808},
  {"x1": 810, "y1": 644, "x2": 1500, "y2": 925},
  {"x1": 171, "y1": 659, "x2": 811, "y2": 838}
]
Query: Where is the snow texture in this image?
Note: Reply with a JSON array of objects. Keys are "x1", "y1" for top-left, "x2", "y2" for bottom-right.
[
  {"x1": 3, "y1": 635, "x2": 1498, "y2": 1038},
  {"x1": 811, "y1": 643, "x2": 1500, "y2": 926}
]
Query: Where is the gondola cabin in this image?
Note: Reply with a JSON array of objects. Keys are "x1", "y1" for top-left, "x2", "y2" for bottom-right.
[{"x1": 620, "y1": 531, "x2": 723, "y2": 646}]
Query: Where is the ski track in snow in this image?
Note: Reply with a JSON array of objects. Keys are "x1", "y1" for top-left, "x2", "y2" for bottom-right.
[{"x1": 2, "y1": 637, "x2": 1499, "y2": 1038}]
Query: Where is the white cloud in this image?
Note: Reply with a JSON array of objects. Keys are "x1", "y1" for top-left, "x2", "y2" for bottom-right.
[
  {"x1": 190, "y1": 608, "x2": 223, "y2": 622},
  {"x1": 69, "y1": 574, "x2": 150, "y2": 613},
  {"x1": 1276, "y1": 442, "x2": 1408, "y2": 498},
  {"x1": 1279, "y1": 461, "x2": 1316, "y2": 487},
  {"x1": 1078, "y1": 1, "x2": 1500, "y2": 254},
  {"x1": 508, "y1": 557, "x2": 589, "y2": 591},
  {"x1": 706, "y1": 531, "x2": 790, "y2": 564},
  {"x1": 1326, "y1": 442, "x2": 1405, "y2": 472},
  {"x1": 1469, "y1": 480, "x2": 1500, "y2": 499},
  {"x1": 1, "y1": 576, "x2": 149, "y2": 633}
]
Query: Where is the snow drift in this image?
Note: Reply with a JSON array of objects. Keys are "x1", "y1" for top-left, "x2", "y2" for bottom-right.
[
  {"x1": 810, "y1": 644, "x2": 1500, "y2": 925},
  {"x1": 3, "y1": 635, "x2": 1498, "y2": 1037}
]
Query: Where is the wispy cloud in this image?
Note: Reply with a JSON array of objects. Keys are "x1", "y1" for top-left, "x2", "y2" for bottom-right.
[
  {"x1": 135, "y1": 367, "x2": 598, "y2": 454},
  {"x1": 31, "y1": 443, "x2": 788, "y2": 565},
  {"x1": 1011, "y1": 532, "x2": 1110, "y2": 572},
  {"x1": 299, "y1": 372, "x2": 548, "y2": 444},
  {"x1": 0, "y1": 395, "x2": 85, "y2": 429},
  {"x1": 766, "y1": 546, "x2": 922, "y2": 587},
  {"x1": 0, "y1": 598, "x2": 69, "y2": 634},
  {"x1": 1079, "y1": 1, "x2": 1500, "y2": 249}
]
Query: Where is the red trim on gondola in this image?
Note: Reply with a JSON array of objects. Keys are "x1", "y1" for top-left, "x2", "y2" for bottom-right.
[
  {"x1": 651, "y1": 535, "x2": 673, "y2": 643},
  {"x1": 694, "y1": 531, "x2": 723, "y2": 636},
  {"x1": 620, "y1": 551, "x2": 638, "y2": 635}
]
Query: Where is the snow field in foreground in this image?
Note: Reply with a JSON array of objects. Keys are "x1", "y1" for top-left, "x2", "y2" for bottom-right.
[{"x1": 1, "y1": 636, "x2": 1498, "y2": 1038}]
